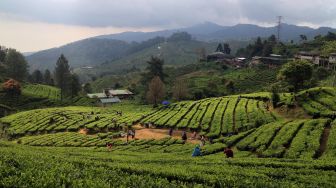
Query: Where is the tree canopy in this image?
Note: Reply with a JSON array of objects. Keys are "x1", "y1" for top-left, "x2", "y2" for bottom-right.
[
  {"x1": 54, "y1": 54, "x2": 71, "y2": 100},
  {"x1": 4, "y1": 49, "x2": 28, "y2": 81},
  {"x1": 146, "y1": 76, "x2": 165, "y2": 107},
  {"x1": 277, "y1": 60, "x2": 313, "y2": 92},
  {"x1": 142, "y1": 56, "x2": 166, "y2": 84},
  {"x1": 167, "y1": 32, "x2": 192, "y2": 42},
  {"x1": 2, "y1": 79, "x2": 21, "y2": 96}
]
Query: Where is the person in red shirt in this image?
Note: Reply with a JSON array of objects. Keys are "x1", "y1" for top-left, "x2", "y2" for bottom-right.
[
  {"x1": 224, "y1": 147, "x2": 234, "y2": 158},
  {"x1": 106, "y1": 142, "x2": 113, "y2": 151}
]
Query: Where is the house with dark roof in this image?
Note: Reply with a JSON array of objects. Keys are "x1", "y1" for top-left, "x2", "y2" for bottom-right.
[
  {"x1": 108, "y1": 89, "x2": 134, "y2": 99},
  {"x1": 251, "y1": 55, "x2": 288, "y2": 68},
  {"x1": 295, "y1": 51, "x2": 335, "y2": 70},
  {"x1": 207, "y1": 52, "x2": 234, "y2": 62}
]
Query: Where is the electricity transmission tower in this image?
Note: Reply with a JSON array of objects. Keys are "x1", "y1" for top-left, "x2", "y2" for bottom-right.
[{"x1": 277, "y1": 16, "x2": 282, "y2": 42}]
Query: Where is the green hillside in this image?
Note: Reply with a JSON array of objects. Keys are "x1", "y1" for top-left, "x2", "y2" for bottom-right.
[
  {"x1": 85, "y1": 40, "x2": 218, "y2": 75},
  {"x1": 26, "y1": 38, "x2": 131, "y2": 71},
  {"x1": 1, "y1": 141, "x2": 336, "y2": 187},
  {"x1": 1, "y1": 87, "x2": 336, "y2": 187},
  {"x1": 22, "y1": 84, "x2": 61, "y2": 100},
  {"x1": 0, "y1": 104, "x2": 152, "y2": 138},
  {"x1": 0, "y1": 84, "x2": 96, "y2": 111},
  {"x1": 89, "y1": 63, "x2": 279, "y2": 100},
  {"x1": 140, "y1": 97, "x2": 276, "y2": 137},
  {"x1": 2, "y1": 87, "x2": 336, "y2": 159}
]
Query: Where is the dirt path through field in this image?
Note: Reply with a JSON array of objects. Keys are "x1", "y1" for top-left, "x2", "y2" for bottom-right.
[
  {"x1": 314, "y1": 126, "x2": 331, "y2": 158},
  {"x1": 120, "y1": 125, "x2": 199, "y2": 144}
]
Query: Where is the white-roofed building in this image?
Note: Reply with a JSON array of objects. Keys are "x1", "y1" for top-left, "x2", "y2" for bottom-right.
[
  {"x1": 99, "y1": 97, "x2": 121, "y2": 107},
  {"x1": 87, "y1": 93, "x2": 107, "y2": 99}
]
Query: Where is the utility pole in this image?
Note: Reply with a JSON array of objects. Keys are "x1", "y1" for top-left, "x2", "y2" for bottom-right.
[{"x1": 277, "y1": 16, "x2": 282, "y2": 43}]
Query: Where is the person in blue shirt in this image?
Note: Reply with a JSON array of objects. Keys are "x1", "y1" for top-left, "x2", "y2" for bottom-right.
[{"x1": 192, "y1": 145, "x2": 202, "y2": 157}]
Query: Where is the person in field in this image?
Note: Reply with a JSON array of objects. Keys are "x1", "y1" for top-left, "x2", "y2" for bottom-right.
[
  {"x1": 191, "y1": 131, "x2": 197, "y2": 140},
  {"x1": 192, "y1": 145, "x2": 202, "y2": 157},
  {"x1": 182, "y1": 131, "x2": 187, "y2": 142},
  {"x1": 131, "y1": 129, "x2": 136, "y2": 139},
  {"x1": 209, "y1": 137, "x2": 213, "y2": 144},
  {"x1": 168, "y1": 127, "x2": 174, "y2": 136},
  {"x1": 106, "y1": 142, "x2": 112, "y2": 151},
  {"x1": 200, "y1": 135, "x2": 206, "y2": 147},
  {"x1": 224, "y1": 146, "x2": 234, "y2": 158}
]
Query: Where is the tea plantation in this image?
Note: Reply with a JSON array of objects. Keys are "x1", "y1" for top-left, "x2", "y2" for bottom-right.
[{"x1": 1, "y1": 87, "x2": 336, "y2": 187}]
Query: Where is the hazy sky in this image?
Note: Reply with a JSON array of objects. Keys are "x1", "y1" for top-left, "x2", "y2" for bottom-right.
[{"x1": 1, "y1": 0, "x2": 336, "y2": 52}]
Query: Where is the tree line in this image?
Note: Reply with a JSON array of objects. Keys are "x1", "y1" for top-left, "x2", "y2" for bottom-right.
[
  {"x1": 29, "y1": 54, "x2": 81, "y2": 100},
  {"x1": 0, "y1": 46, "x2": 81, "y2": 100}
]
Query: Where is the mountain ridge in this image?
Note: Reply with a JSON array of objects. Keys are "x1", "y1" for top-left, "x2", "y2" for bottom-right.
[{"x1": 25, "y1": 22, "x2": 336, "y2": 72}]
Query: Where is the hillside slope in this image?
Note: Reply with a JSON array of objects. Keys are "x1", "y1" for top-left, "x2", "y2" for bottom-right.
[
  {"x1": 26, "y1": 38, "x2": 131, "y2": 71},
  {"x1": 81, "y1": 40, "x2": 220, "y2": 75},
  {"x1": 97, "y1": 22, "x2": 336, "y2": 42},
  {"x1": 0, "y1": 84, "x2": 95, "y2": 111}
]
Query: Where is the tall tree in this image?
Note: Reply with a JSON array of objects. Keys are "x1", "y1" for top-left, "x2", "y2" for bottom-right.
[
  {"x1": 142, "y1": 56, "x2": 166, "y2": 85},
  {"x1": 223, "y1": 43, "x2": 231, "y2": 54},
  {"x1": 277, "y1": 60, "x2": 312, "y2": 92},
  {"x1": 0, "y1": 46, "x2": 7, "y2": 63},
  {"x1": 268, "y1": 35, "x2": 277, "y2": 44},
  {"x1": 216, "y1": 43, "x2": 223, "y2": 52},
  {"x1": 31, "y1": 70, "x2": 43, "y2": 84},
  {"x1": 43, "y1": 69, "x2": 53, "y2": 85},
  {"x1": 146, "y1": 76, "x2": 165, "y2": 107},
  {"x1": 83, "y1": 83, "x2": 92, "y2": 94},
  {"x1": 225, "y1": 80, "x2": 235, "y2": 94},
  {"x1": 300, "y1": 34, "x2": 307, "y2": 42},
  {"x1": 4, "y1": 49, "x2": 28, "y2": 81},
  {"x1": 253, "y1": 37, "x2": 263, "y2": 56},
  {"x1": 54, "y1": 54, "x2": 71, "y2": 100},
  {"x1": 172, "y1": 79, "x2": 189, "y2": 101},
  {"x1": 325, "y1": 32, "x2": 336, "y2": 41},
  {"x1": 70, "y1": 74, "x2": 81, "y2": 98},
  {"x1": 262, "y1": 43, "x2": 273, "y2": 57}
]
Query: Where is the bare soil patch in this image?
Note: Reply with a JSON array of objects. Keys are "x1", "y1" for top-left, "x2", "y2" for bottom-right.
[
  {"x1": 120, "y1": 125, "x2": 199, "y2": 144},
  {"x1": 78, "y1": 128, "x2": 88, "y2": 135}
]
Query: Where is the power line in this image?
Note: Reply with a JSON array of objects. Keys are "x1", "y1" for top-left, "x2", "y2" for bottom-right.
[{"x1": 277, "y1": 16, "x2": 282, "y2": 42}]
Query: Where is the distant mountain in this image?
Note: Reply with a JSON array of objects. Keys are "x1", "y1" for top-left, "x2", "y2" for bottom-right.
[
  {"x1": 26, "y1": 22, "x2": 336, "y2": 72},
  {"x1": 22, "y1": 52, "x2": 35, "y2": 56},
  {"x1": 96, "y1": 22, "x2": 336, "y2": 42},
  {"x1": 26, "y1": 38, "x2": 131, "y2": 71},
  {"x1": 95, "y1": 22, "x2": 226, "y2": 42}
]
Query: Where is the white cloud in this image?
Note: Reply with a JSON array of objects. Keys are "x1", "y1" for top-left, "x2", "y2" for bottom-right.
[
  {"x1": 1, "y1": 0, "x2": 336, "y2": 51},
  {"x1": 0, "y1": 15, "x2": 155, "y2": 52},
  {"x1": 0, "y1": 0, "x2": 335, "y2": 28}
]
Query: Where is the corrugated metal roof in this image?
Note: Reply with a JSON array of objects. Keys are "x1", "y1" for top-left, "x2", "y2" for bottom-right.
[
  {"x1": 87, "y1": 93, "x2": 107, "y2": 99},
  {"x1": 100, "y1": 97, "x2": 121, "y2": 103},
  {"x1": 108, "y1": 89, "x2": 133, "y2": 95}
]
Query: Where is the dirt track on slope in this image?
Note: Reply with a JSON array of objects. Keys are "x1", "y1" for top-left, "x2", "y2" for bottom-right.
[{"x1": 120, "y1": 125, "x2": 199, "y2": 144}]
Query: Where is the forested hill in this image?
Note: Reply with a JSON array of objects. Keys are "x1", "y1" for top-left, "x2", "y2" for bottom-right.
[
  {"x1": 26, "y1": 38, "x2": 131, "y2": 71},
  {"x1": 25, "y1": 22, "x2": 336, "y2": 72},
  {"x1": 96, "y1": 22, "x2": 336, "y2": 42}
]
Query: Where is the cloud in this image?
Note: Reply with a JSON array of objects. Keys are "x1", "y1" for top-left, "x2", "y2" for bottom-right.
[
  {"x1": 1, "y1": 0, "x2": 334, "y2": 28},
  {"x1": 0, "y1": 15, "x2": 155, "y2": 52},
  {"x1": 1, "y1": 0, "x2": 336, "y2": 52}
]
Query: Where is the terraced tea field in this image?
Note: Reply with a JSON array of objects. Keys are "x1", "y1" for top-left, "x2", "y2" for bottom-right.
[
  {"x1": 23, "y1": 84, "x2": 61, "y2": 100},
  {"x1": 141, "y1": 96, "x2": 276, "y2": 137},
  {"x1": 1, "y1": 87, "x2": 336, "y2": 187},
  {"x1": 1, "y1": 141, "x2": 336, "y2": 187},
  {"x1": 296, "y1": 87, "x2": 336, "y2": 118},
  {"x1": 0, "y1": 104, "x2": 154, "y2": 137}
]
